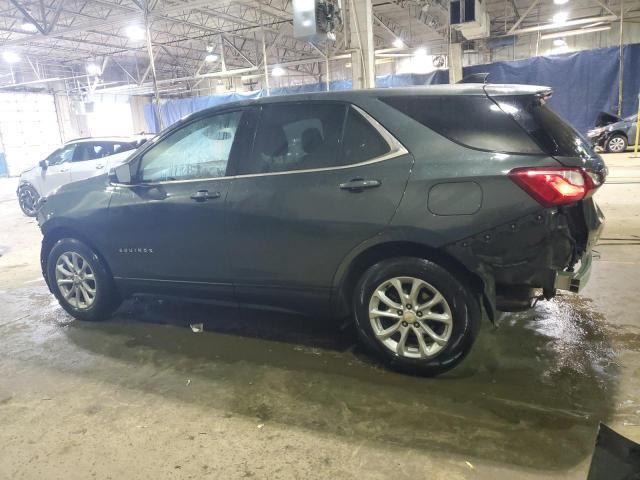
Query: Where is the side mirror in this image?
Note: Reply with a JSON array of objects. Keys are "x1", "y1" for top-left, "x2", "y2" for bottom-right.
[
  {"x1": 39, "y1": 159, "x2": 48, "y2": 169},
  {"x1": 108, "y1": 163, "x2": 132, "y2": 184}
]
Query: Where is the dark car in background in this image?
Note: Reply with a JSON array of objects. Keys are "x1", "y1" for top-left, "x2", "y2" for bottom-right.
[
  {"x1": 36, "y1": 85, "x2": 606, "y2": 376},
  {"x1": 587, "y1": 111, "x2": 638, "y2": 153}
]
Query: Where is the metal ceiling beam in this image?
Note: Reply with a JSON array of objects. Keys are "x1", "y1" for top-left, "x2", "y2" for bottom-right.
[
  {"x1": 8, "y1": 0, "x2": 47, "y2": 34},
  {"x1": 506, "y1": 13, "x2": 618, "y2": 35},
  {"x1": 507, "y1": 0, "x2": 540, "y2": 34}
]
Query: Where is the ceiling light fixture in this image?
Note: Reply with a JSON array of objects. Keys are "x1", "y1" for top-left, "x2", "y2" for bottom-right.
[
  {"x1": 205, "y1": 53, "x2": 218, "y2": 63},
  {"x1": 553, "y1": 38, "x2": 567, "y2": 47},
  {"x1": 126, "y1": 25, "x2": 145, "y2": 41},
  {"x1": 2, "y1": 51, "x2": 20, "y2": 63},
  {"x1": 553, "y1": 0, "x2": 569, "y2": 4},
  {"x1": 414, "y1": 47, "x2": 427, "y2": 56},
  {"x1": 21, "y1": 22, "x2": 38, "y2": 32},
  {"x1": 86, "y1": 63, "x2": 102, "y2": 75},
  {"x1": 393, "y1": 38, "x2": 404, "y2": 48},
  {"x1": 552, "y1": 11, "x2": 569, "y2": 24},
  {"x1": 271, "y1": 66, "x2": 285, "y2": 77}
]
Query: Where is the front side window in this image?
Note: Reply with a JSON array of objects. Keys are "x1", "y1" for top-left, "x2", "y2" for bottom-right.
[
  {"x1": 139, "y1": 111, "x2": 242, "y2": 183},
  {"x1": 47, "y1": 144, "x2": 76, "y2": 165},
  {"x1": 73, "y1": 142, "x2": 115, "y2": 162}
]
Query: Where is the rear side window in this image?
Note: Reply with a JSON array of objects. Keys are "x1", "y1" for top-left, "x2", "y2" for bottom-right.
[
  {"x1": 381, "y1": 95, "x2": 544, "y2": 155},
  {"x1": 343, "y1": 108, "x2": 390, "y2": 163},
  {"x1": 240, "y1": 103, "x2": 346, "y2": 174}
]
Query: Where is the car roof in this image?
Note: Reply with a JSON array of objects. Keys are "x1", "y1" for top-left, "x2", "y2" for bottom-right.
[
  {"x1": 180, "y1": 84, "x2": 551, "y2": 121},
  {"x1": 65, "y1": 134, "x2": 153, "y2": 145}
]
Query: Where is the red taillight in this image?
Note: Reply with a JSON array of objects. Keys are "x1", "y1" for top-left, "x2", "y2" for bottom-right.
[{"x1": 508, "y1": 167, "x2": 600, "y2": 207}]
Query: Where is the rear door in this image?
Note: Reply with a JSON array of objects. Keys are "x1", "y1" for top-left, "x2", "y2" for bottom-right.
[{"x1": 225, "y1": 102, "x2": 413, "y2": 313}]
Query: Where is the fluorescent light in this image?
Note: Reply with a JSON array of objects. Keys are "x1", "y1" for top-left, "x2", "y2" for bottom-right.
[
  {"x1": 552, "y1": 11, "x2": 569, "y2": 24},
  {"x1": 553, "y1": 38, "x2": 567, "y2": 47},
  {"x1": 553, "y1": 0, "x2": 569, "y2": 4},
  {"x1": 393, "y1": 38, "x2": 404, "y2": 48},
  {"x1": 21, "y1": 22, "x2": 38, "y2": 32},
  {"x1": 271, "y1": 66, "x2": 285, "y2": 77},
  {"x1": 414, "y1": 47, "x2": 427, "y2": 56},
  {"x1": 126, "y1": 25, "x2": 145, "y2": 41},
  {"x1": 204, "y1": 54, "x2": 218, "y2": 63},
  {"x1": 86, "y1": 63, "x2": 102, "y2": 75},
  {"x1": 541, "y1": 25, "x2": 611, "y2": 39},
  {"x1": 2, "y1": 51, "x2": 20, "y2": 63}
]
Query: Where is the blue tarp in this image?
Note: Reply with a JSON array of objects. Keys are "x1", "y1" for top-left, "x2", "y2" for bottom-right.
[{"x1": 145, "y1": 43, "x2": 640, "y2": 134}]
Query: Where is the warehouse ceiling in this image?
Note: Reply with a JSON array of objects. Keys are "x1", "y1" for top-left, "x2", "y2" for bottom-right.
[{"x1": 0, "y1": 0, "x2": 637, "y2": 96}]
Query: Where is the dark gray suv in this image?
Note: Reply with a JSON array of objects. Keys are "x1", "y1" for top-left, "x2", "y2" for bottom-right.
[{"x1": 37, "y1": 85, "x2": 606, "y2": 376}]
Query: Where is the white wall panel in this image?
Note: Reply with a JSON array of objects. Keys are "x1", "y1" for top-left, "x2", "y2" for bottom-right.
[{"x1": 0, "y1": 93, "x2": 62, "y2": 176}]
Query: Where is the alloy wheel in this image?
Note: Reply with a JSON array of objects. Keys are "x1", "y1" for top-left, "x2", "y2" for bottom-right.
[
  {"x1": 55, "y1": 251, "x2": 97, "y2": 310},
  {"x1": 368, "y1": 276, "x2": 453, "y2": 359},
  {"x1": 608, "y1": 137, "x2": 626, "y2": 153},
  {"x1": 19, "y1": 188, "x2": 38, "y2": 216}
]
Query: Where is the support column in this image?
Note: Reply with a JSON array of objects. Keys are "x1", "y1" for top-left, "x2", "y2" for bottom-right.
[
  {"x1": 349, "y1": 0, "x2": 375, "y2": 89},
  {"x1": 448, "y1": 43, "x2": 463, "y2": 84}
]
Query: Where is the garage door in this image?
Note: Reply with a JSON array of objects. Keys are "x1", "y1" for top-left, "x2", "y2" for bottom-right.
[{"x1": 0, "y1": 92, "x2": 62, "y2": 176}]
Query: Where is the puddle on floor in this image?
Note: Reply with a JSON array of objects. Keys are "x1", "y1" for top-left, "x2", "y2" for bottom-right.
[{"x1": 0, "y1": 286, "x2": 636, "y2": 470}]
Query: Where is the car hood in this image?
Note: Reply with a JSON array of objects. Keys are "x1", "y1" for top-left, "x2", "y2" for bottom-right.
[{"x1": 595, "y1": 111, "x2": 622, "y2": 127}]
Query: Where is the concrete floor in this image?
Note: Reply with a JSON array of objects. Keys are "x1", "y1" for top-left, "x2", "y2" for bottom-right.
[{"x1": 0, "y1": 154, "x2": 639, "y2": 479}]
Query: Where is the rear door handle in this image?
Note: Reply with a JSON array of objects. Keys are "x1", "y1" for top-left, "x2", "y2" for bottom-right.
[
  {"x1": 190, "y1": 190, "x2": 221, "y2": 201},
  {"x1": 339, "y1": 178, "x2": 381, "y2": 192}
]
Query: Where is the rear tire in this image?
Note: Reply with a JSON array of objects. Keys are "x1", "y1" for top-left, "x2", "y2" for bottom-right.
[
  {"x1": 353, "y1": 257, "x2": 480, "y2": 376},
  {"x1": 18, "y1": 184, "x2": 40, "y2": 217},
  {"x1": 46, "y1": 238, "x2": 121, "y2": 321},
  {"x1": 605, "y1": 134, "x2": 627, "y2": 153}
]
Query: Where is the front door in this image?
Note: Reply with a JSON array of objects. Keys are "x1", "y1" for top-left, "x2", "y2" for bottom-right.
[
  {"x1": 70, "y1": 141, "x2": 115, "y2": 182},
  {"x1": 107, "y1": 109, "x2": 249, "y2": 303},
  {"x1": 37, "y1": 144, "x2": 75, "y2": 196},
  {"x1": 225, "y1": 102, "x2": 413, "y2": 314}
]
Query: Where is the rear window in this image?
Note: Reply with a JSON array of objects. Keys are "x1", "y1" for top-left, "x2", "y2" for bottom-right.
[
  {"x1": 381, "y1": 95, "x2": 544, "y2": 155},
  {"x1": 492, "y1": 95, "x2": 594, "y2": 158}
]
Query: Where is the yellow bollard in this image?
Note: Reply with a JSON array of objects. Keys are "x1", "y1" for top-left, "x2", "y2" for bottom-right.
[{"x1": 634, "y1": 94, "x2": 640, "y2": 158}]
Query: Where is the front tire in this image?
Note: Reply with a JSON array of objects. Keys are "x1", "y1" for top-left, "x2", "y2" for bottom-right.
[
  {"x1": 18, "y1": 184, "x2": 40, "y2": 217},
  {"x1": 46, "y1": 238, "x2": 121, "y2": 321},
  {"x1": 353, "y1": 257, "x2": 480, "y2": 376},
  {"x1": 606, "y1": 134, "x2": 627, "y2": 153}
]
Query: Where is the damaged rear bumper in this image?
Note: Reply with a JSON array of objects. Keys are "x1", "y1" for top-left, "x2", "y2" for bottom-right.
[
  {"x1": 554, "y1": 251, "x2": 592, "y2": 293},
  {"x1": 445, "y1": 198, "x2": 604, "y2": 319}
]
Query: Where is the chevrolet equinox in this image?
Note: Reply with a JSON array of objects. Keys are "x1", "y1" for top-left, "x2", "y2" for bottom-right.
[{"x1": 37, "y1": 85, "x2": 606, "y2": 376}]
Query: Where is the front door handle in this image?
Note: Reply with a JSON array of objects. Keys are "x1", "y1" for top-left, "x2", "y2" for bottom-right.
[
  {"x1": 339, "y1": 178, "x2": 381, "y2": 192},
  {"x1": 190, "y1": 190, "x2": 221, "y2": 201},
  {"x1": 96, "y1": 164, "x2": 104, "y2": 169}
]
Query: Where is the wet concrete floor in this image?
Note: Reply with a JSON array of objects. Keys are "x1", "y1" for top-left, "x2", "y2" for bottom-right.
[{"x1": 0, "y1": 153, "x2": 639, "y2": 479}]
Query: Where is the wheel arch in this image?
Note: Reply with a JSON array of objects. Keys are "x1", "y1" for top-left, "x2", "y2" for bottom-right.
[
  {"x1": 332, "y1": 240, "x2": 488, "y2": 319},
  {"x1": 41, "y1": 223, "x2": 114, "y2": 290}
]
